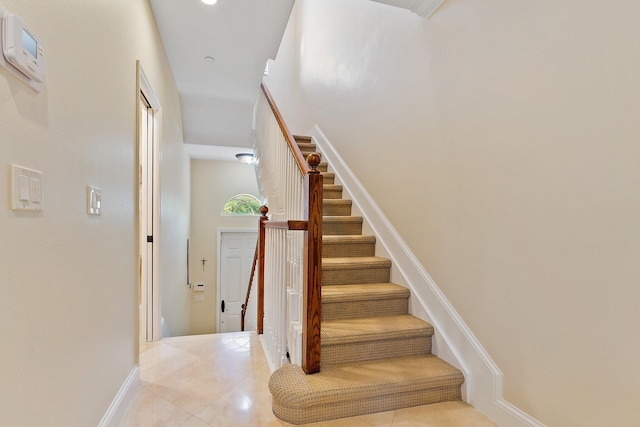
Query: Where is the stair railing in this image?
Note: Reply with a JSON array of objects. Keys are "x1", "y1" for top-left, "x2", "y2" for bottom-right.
[
  {"x1": 240, "y1": 243, "x2": 259, "y2": 332},
  {"x1": 254, "y1": 82, "x2": 322, "y2": 374}
]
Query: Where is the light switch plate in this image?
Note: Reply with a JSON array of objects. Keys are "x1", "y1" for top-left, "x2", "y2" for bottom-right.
[
  {"x1": 10, "y1": 164, "x2": 43, "y2": 211},
  {"x1": 87, "y1": 185, "x2": 102, "y2": 215}
]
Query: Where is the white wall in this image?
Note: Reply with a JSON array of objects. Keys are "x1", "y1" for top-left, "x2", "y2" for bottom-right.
[
  {"x1": 159, "y1": 124, "x2": 191, "y2": 338},
  {"x1": 0, "y1": 0, "x2": 188, "y2": 425},
  {"x1": 190, "y1": 159, "x2": 260, "y2": 334},
  {"x1": 266, "y1": 1, "x2": 640, "y2": 426}
]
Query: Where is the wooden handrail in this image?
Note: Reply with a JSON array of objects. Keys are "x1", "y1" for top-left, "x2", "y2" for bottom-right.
[
  {"x1": 265, "y1": 220, "x2": 308, "y2": 231},
  {"x1": 260, "y1": 82, "x2": 310, "y2": 177},
  {"x1": 240, "y1": 241, "x2": 259, "y2": 332},
  {"x1": 257, "y1": 205, "x2": 268, "y2": 335}
]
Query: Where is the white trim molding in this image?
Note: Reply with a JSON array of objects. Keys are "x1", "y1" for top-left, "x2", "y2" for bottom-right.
[
  {"x1": 98, "y1": 366, "x2": 140, "y2": 427},
  {"x1": 370, "y1": 0, "x2": 447, "y2": 18},
  {"x1": 309, "y1": 125, "x2": 545, "y2": 427}
]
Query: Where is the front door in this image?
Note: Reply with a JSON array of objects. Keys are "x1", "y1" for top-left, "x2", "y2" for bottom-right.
[{"x1": 218, "y1": 231, "x2": 257, "y2": 333}]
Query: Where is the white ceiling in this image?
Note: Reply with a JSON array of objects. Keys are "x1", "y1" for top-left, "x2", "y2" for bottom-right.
[{"x1": 149, "y1": 0, "x2": 295, "y2": 158}]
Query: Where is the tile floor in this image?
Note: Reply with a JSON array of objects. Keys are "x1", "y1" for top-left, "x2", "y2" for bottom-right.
[{"x1": 119, "y1": 332, "x2": 497, "y2": 427}]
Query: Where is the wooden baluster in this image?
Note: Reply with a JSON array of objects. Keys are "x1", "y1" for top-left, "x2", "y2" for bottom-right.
[
  {"x1": 257, "y1": 205, "x2": 268, "y2": 335},
  {"x1": 302, "y1": 154, "x2": 323, "y2": 374}
]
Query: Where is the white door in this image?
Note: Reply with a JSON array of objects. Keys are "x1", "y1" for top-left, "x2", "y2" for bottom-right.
[
  {"x1": 218, "y1": 231, "x2": 257, "y2": 333},
  {"x1": 138, "y1": 64, "x2": 161, "y2": 342}
]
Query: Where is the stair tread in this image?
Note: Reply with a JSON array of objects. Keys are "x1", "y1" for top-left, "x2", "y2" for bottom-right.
[
  {"x1": 293, "y1": 135, "x2": 312, "y2": 142},
  {"x1": 323, "y1": 216, "x2": 362, "y2": 222},
  {"x1": 323, "y1": 235, "x2": 376, "y2": 243},
  {"x1": 323, "y1": 256, "x2": 391, "y2": 269},
  {"x1": 324, "y1": 200, "x2": 350, "y2": 205},
  {"x1": 323, "y1": 315, "x2": 433, "y2": 344},
  {"x1": 323, "y1": 283, "x2": 409, "y2": 302},
  {"x1": 269, "y1": 354, "x2": 463, "y2": 407}
]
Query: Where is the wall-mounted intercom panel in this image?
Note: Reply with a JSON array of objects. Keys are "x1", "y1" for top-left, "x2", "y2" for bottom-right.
[{"x1": 0, "y1": 7, "x2": 45, "y2": 92}]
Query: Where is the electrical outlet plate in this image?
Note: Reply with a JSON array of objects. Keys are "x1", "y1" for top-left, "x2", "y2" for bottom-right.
[
  {"x1": 10, "y1": 164, "x2": 43, "y2": 211},
  {"x1": 87, "y1": 185, "x2": 102, "y2": 215}
]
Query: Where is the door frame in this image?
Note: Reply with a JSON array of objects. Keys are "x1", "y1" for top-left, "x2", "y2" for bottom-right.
[
  {"x1": 216, "y1": 228, "x2": 258, "y2": 332},
  {"x1": 137, "y1": 62, "x2": 162, "y2": 342}
]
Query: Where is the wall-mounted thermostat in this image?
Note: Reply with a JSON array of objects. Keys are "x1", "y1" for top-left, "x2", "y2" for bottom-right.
[
  {"x1": 3, "y1": 13, "x2": 45, "y2": 82},
  {"x1": 0, "y1": 7, "x2": 45, "y2": 92}
]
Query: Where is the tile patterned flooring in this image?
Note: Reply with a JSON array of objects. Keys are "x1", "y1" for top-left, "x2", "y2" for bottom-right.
[{"x1": 119, "y1": 332, "x2": 497, "y2": 427}]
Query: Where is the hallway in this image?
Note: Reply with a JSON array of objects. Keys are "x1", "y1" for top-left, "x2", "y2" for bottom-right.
[{"x1": 119, "y1": 332, "x2": 496, "y2": 426}]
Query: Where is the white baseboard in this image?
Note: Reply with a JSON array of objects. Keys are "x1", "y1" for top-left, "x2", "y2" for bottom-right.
[
  {"x1": 310, "y1": 125, "x2": 545, "y2": 427},
  {"x1": 98, "y1": 366, "x2": 140, "y2": 427}
]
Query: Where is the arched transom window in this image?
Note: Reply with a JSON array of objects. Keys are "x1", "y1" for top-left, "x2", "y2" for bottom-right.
[{"x1": 221, "y1": 194, "x2": 261, "y2": 216}]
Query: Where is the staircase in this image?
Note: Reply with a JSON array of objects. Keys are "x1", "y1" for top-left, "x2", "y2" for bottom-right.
[{"x1": 268, "y1": 136, "x2": 465, "y2": 425}]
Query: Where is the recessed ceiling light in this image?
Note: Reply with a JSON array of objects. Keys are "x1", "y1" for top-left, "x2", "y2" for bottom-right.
[{"x1": 201, "y1": 0, "x2": 218, "y2": 5}]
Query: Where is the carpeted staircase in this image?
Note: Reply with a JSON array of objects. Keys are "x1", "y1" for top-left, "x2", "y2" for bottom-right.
[{"x1": 268, "y1": 136, "x2": 465, "y2": 424}]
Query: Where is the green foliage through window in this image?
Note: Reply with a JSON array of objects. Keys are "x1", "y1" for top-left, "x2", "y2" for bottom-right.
[{"x1": 221, "y1": 194, "x2": 262, "y2": 216}]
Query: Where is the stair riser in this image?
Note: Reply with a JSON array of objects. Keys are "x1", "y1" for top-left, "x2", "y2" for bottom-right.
[
  {"x1": 323, "y1": 203, "x2": 351, "y2": 216},
  {"x1": 324, "y1": 188, "x2": 343, "y2": 199},
  {"x1": 322, "y1": 336, "x2": 432, "y2": 365},
  {"x1": 318, "y1": 163, "x2": 328, "y2": 172},
  {"x1": 322, "y1": 174, "x2": 335, "y2": 185},
  {"x1": 272, "y1": 386, "x2": 461, "y2": 425},
  {"x1": 323, "y1": 222, "x2": 362, "y2": 235},
  {"x1": 322, "y1": 298, "x2": 408, "y2": 321},
  {"x1": 322, "y1": 241, "x2": 375, "y2": 257},
  {"x1": 322, "y1": 266, "x2": 390, "y2": 285}
]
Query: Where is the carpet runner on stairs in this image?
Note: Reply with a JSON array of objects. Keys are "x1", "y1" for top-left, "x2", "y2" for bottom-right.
[{"x1": 268, "y1": 135, "x2": 464, "y2": 424}]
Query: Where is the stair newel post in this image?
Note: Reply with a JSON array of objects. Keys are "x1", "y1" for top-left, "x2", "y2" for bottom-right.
[
  {"x1": 257, "y1": 205, "x2": 269, "y2": 335},
  {"x1": 302, "y1": 154, "x2": 323, "y2": 374}
]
